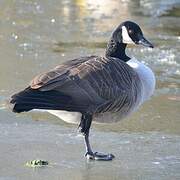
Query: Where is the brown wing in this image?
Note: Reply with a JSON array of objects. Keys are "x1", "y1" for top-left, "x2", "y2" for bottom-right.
[
  {"x1": 30, "y1": 56, "x2": 96, "y2": 90},
  {"x1": 30, "y1": 55, "x2": 107, "y2": 105},
  {"x1": 30, "y1": 55, "x2": 140, "y2": 113}
]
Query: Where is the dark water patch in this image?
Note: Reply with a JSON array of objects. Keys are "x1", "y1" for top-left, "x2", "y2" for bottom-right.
[
  {"x1": 139, "y1": 0, "x2": 180, "y2": 17},
  {"x1": 53, "y1": 41, "x2": 106, "y2": 52},
  {"x1": 161, "y1": 6, "x2": 180, "y2": 17},
  {"x1": 0, "y1": 0, "x2": 180, "y2": 179}
]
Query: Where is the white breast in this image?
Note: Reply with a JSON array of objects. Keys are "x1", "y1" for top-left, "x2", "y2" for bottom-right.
[{"x1": 127, "y1": 57, "x2": 156, "y2": 103}]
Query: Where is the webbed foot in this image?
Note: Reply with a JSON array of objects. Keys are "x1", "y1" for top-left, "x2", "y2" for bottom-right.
[{"x1": 85, "y1": 152, "x2": 115, "y2": 161}]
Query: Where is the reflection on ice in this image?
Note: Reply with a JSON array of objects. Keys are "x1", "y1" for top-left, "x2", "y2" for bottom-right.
[
  {"x1": 140, "y1": 0, "x2": 180, "y2": 17},
  {"x1": 0, "y1": 0, "x2": 180, "y2": 179},
  {"x1": 0, "y1": 119, "x2": 180, "y2": 179}
]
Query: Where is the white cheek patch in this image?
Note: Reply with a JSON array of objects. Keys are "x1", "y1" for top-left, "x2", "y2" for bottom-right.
[{"x1": 122, "y1": 26, "x2": 135, "y2": 44}]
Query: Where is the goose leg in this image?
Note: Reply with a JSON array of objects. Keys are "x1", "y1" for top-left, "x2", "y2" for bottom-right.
[{"x1": 79, "y1": 113, "x2": 115, "y2": 161}]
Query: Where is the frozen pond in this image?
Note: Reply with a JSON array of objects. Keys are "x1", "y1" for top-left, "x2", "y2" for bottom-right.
[
  {"x1": 0, "y1": 115, "x2": 180, "y2": 180},
  {"x1": 0, "y1": 0, "x2": 180, "y2": 179}
]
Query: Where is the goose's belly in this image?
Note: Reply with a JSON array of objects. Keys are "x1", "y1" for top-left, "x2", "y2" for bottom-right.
[
  {"x1": 93, "y1": 104, "x2": 140, "y2": 123},
  {"x1": 47, "y1": 104, "x2": 139, "y2": 124},
  {"x1": 47, "y1": 110, "x2": 82, "y2": 124}
]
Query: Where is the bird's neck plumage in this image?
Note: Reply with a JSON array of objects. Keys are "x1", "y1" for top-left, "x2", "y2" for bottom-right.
[{"x1": 105, "y1": 38, "x2": 130, "y2": 62}]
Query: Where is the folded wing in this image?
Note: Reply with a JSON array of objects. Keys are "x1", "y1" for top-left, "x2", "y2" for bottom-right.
[{"x1": 29, "y1": 55, "x2": 140, "y2": 114}]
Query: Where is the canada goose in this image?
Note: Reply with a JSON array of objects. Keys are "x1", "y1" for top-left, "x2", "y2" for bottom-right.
[{"x1": 10, "y1": 21, "x2": 155, "y2": 161}]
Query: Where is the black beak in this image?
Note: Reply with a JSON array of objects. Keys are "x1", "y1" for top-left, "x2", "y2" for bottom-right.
[{"x1": 137, "y1": 35, "x2": 154, "y2": 48}]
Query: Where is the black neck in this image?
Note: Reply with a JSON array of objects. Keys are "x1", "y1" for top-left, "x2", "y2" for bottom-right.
[{"x1": 105, "y1": 38, "x2": 130, "y2": 62}]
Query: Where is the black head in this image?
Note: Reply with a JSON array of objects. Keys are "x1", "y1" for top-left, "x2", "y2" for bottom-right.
[{"x1": 112, "y1": 21, "x2": 154, "y2": 48}]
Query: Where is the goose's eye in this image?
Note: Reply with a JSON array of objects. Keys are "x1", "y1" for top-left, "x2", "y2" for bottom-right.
[{"x1": 128, "y1": 29, "x2": 133, "y2": 34}]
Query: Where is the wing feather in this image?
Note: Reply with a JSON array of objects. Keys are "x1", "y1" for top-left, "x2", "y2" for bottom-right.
[{"x1": 30, "y1": 55, "x2": 141, "y2": 113}]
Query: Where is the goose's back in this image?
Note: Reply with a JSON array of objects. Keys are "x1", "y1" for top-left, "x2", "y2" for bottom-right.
[{"x1": 30, "y1": 56, "x2": 143, "y2": 120}]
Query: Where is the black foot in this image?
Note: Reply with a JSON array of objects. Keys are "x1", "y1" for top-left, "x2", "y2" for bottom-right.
[{"x1": 85, "y1": 152, "x2": 115, "y2": 161}]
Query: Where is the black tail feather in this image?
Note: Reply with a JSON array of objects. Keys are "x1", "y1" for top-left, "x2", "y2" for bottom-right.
[{"x1": 10, "y1": 87, "x2": 81, "y2": 113}]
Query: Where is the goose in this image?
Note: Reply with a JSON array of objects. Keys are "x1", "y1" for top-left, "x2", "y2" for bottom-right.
[{"x1": 10, "y1": 21, "x2": 155, "y2": 161}]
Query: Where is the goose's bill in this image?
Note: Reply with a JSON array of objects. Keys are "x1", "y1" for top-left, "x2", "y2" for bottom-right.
[{"x1": 137, "y1": 36, "x2": 154, "y2": 48}]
